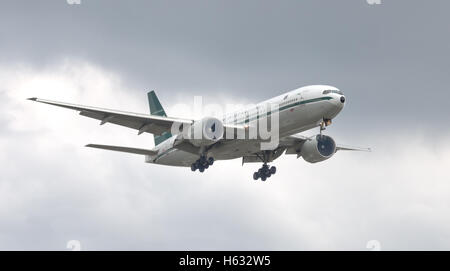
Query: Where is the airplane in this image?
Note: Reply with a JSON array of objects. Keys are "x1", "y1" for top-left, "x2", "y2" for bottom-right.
[{"x1": 28, "y1": 85, "x2": 370, "y2": 181}]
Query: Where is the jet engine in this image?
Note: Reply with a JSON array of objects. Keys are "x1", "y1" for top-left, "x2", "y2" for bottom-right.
[
  {"x1": 301, "y1": 135, "x2": 336, "y2": 163},
  {"x1": 188, "y1": 117, "x2": 224, "y2": 147}
]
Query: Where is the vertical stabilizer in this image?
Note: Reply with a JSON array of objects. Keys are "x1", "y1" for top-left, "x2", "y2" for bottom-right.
[{"x1": 147, "y1": 90, "x2": 172, "y2": 146}]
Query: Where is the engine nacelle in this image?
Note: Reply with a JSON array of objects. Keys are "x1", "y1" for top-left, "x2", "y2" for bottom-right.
[
  {"x1": 188, "y1": 117, "x2": 224, "y2": 147},
  {"x1": 301, "y1": 135, "x2": 336, "y2": 163}
]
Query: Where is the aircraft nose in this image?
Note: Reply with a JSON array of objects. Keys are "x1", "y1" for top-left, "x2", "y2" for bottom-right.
[{"x1": 340, "y1": 96, "x2": 345, "y2": 104}]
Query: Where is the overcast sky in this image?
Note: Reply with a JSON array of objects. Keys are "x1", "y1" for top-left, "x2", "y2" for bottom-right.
[{"x1": 1, "y1": 0, "x2": 450, "y2": 250}]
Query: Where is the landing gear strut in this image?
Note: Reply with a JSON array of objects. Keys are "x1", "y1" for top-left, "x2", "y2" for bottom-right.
[
  {"x1": 320, "y1": 118, "x2": 332, "y2": 135},
  {"x1": 191, "y1": 155, "x2": 214, "y2": 173}
]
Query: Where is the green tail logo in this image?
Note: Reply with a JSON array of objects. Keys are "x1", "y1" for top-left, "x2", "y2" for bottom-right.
[{"x1": 147, "y1": 90, "x2": 172, "y2": 146}]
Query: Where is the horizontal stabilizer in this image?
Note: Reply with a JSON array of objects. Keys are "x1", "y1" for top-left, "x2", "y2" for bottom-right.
[
  {"x1": 86, "y1": 144, "x2": 158, "y2": 156},
  {"x1": 336, "y1": 144, "x2": 371, "y2": 152}
]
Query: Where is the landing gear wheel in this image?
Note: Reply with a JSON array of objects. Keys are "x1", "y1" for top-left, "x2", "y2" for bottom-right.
[
  {"x1": 270, "y1": 166, "x2": 276, "y2": 175},
  {"x1": 253, "y1": 172, "x2": 259, "y2": 180},
  {"x1": 199, "y1": 156, "x2": 206, "y2": 164},
  {"x1": 191, "y1": 155, "x2": 214, "y2": 173},
  {"x1": 208, "y1": 157, "x2": 214, "y2": 166},
  {"x1": 253, "y1": 163, "x2": 276, "y2": 181}
]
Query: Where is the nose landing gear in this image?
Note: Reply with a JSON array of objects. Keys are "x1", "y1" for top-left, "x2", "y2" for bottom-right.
[
  {"x1": 191, "y1": 155, "x2": 214, "y2": 173},
  {"x1": 320, "y1": 118, "x2": 332, "y2": 135}
]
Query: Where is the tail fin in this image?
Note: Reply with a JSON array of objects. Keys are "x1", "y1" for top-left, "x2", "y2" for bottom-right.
[{"x1": 147, "y1": 90, "x2": 172, "y2": 146}]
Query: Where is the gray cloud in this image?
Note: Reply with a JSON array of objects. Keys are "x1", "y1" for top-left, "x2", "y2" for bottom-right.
[
  {"x1": 2, "y1": 0, "x2": 450, "y2": 131},
  {"x1": 1, "y1": 1, "x2": 450, "y2": 250}
]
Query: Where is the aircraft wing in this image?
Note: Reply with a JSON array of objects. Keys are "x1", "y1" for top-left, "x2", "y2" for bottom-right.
[
  {"x1": 28, "y1": 97, "x2": 193, "y2": 135},
  {"x1": 242, "y1": 134, "x2": 371, "y2": 164},
  {"x1": 85, "y1": 144, "x2": 158, "y2": 155},
  {"x1": 281, "y1": 134, "x2": 371, "y2": 155}
]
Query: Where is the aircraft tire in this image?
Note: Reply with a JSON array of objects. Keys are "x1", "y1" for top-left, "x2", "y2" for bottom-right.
[
  {"x1": 208, "y1": 157, "x2": 214, "y2": 165},
  {"x1": 253, "y1": 172, "x2": 259, "y2": 180},
  {"x1": 270, "y1": 166, "x2": 276, "y2": 175}
]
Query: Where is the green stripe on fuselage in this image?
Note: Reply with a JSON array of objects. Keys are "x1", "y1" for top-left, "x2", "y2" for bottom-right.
[{"x1": 234, "y1": 96, "x2": 332, "y2": 124}]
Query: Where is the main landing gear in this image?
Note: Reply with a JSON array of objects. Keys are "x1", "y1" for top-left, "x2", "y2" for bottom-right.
[
  {"x1": 252, "y1": 150, "x2": 277, "y2": 181},
  {"x1": 191, "y1": 155, "x2": 214, "y2": 173},
  {"x1": 253, "y1": 163, "x2": 276, "y2": 181}
]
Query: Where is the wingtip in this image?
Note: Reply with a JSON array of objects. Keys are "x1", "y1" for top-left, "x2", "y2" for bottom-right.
[{"x1": 27, "y1": 97, "x2": 38, "y2": 101}]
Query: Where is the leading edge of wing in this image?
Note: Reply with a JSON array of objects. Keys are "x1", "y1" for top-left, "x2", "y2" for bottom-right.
[{"x1": 27, "y1": 97, "x2": 193, "y2": 125}]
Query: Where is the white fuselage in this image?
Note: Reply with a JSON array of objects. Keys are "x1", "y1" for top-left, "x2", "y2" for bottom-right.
[{"x1": 147, "y1": 85, "x2": 345, "y2": 167}]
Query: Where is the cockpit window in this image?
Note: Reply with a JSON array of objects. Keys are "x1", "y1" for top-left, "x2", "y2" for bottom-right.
[{"x1": 323, "y1": 89, "x2": 343, "y2": 95}]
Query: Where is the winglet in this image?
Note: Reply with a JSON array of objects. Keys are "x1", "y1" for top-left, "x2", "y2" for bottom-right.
[{"x1": 27, "y1": 97, "x2": 38, "y2": 101}]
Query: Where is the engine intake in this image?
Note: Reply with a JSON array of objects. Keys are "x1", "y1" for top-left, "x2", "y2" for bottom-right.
[{"x1": 301, "y1": 135, "x2": 336, "y2": 163}]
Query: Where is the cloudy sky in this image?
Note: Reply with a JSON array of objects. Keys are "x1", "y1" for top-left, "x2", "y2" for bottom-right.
[{"x1": 1, "y1": 0, "x2": 450, "y2": 250}]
